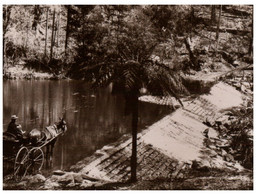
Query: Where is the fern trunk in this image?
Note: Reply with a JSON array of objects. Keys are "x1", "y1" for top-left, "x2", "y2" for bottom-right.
[{"x1": 130, "y1": 94, "x2": 138, "y2": 182}]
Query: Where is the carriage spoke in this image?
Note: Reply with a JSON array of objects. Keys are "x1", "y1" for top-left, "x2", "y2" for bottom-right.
[
  {"x1": 34, "y1": 154, "x2": 43, "y2": 161},
  {"x1": 28, "y1": 148, "x2": 45, "y2": 172},
  {"x1": 14, "y1": 147, "x2": 29, "y2": 180},
  {"x1": 34, "y1": 158, "x2": 44, "y2": 162}
]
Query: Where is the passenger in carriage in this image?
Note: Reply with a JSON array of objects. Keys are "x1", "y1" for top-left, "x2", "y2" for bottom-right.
[{"x1": 7, "y1": 115, "x2": 25, "y2": 140}]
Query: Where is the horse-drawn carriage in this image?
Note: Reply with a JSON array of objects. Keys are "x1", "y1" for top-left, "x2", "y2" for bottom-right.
[{"x1": 3, "y1": 118, "x2": 67, "y2": 180}]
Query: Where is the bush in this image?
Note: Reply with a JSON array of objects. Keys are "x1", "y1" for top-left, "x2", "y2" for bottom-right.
[
  {"x1": 5, "y1": 41, "x2": 27, "y2": 65},
  {"x1": 226, "y1": 99, "x2": 253, "y2": 169}
]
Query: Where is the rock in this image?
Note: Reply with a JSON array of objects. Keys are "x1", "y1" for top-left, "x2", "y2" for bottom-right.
[
  {"x1": 66, "y1": 182, "x2": 77, "y2": 188},
  {"x1": 80, "y1": 180, "x2": 95, "y2": 189},
  {"x1": 191, "y1": 160, "x2": 201, "y2": 169},
  {"x1": 203, "y1": 68, "x2": 209, "y2": 74},
  {"x1": 93, "y1": 182, "x2": 107, "y2": 188},
  {"x1": 58, "y1": 173, "x2": 74, "y2": 184},
  {"x1": 216, "y1": 139, "x2": 230, "y2": 148},
  {"x1": 209, "y1": 149, "x2": 218, "y2": 158},
  {"x1": 203, "y1": 128, "x2": 209, "y2": 137},
  {"x1": 29, "y1": 174, "x2": 46, "y2": 183},
  {"x1": 232, "y1": 60, "x2": 241, "y2": 67},
  {"x1": 191, "y1": 160, "x2": 210, "y2": 172},
  {"x1": 224, "y1": 154, "x2": 234, "y2": 162},
  {"x1": 17, "y1": 181, "x2": 28, "y2": 188},
  {"x1": 73, "y1": 173, "x2": 84, "y2": 183},
  {"x1": 203, "y1": 118, "x2": 214, "y2": 127},
  {"x1": 208, "y1": 128, "x2": 219, "y2": 139},
  {"x1": 209, "y1": 145, "x2": 217, "y2": 150},
  {"x1": 221, "y1": 149, "x2": 228, "y2": 156},
  {"x1": 241, "y1": 85, "x2": 247, "y2": 93},
  {"x1": 49, "y1": 175, "x2": 61, "y2": 182},
  {"x1": 53, "y1": 170, "x2": 66, "y2": 176},
  {"x1": 44, "y1": 179, "x2": 60, "y2": 190},
  {"x1": 216, "y1": 115, "x2": 230, "y2": 124},
  {"x1": 176, "y1": 172, "x2": 185, "y2": 179},
  {"x1": 81, "y1": 173, "x2": 100, "y2": 181},
  {"x1": 203, "y1": 138, "x2": 213, "y2": 148}
]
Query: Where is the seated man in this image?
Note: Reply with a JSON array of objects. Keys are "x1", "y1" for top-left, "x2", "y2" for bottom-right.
[{"x1": 6, "y1": 115, "x2": 25, "y2": 140}]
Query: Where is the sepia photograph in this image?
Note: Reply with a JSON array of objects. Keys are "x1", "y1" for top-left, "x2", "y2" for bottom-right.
[{"x1": 2, "y1": 2, "x2": 253, "y2": 190}]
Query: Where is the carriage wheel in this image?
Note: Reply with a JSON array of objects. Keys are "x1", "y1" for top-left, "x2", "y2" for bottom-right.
[
  {"x1": 14, "y1": 147, "x2": 29, "y2": 180},
  {"x1": 27, "y1": 148, "x2": 44, "y2": 174}
]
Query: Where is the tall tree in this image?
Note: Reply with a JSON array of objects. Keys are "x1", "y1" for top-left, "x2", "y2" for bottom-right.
[
  {"x1": 50, "y1": 9, "x2": 56, "y2": 61},
  {"x1": 248, "y1": 6, "x2": 253, "y2": 56},
  {"x1": 3, "y1": 5, "x2": 12, "y2": 65},
  {"x1": 211, "y1": 5, "x2": 216, "y2": 24},
  {"x1": 32, "y1": 5, "x2": 42, "y2": 31},
  {"x1": 64, "y1": 5, "x2": 71, "y2": 58},
  {"x1": 216, "y1": 5, "x2": 222, "y2": 40},
  {"x1": 44, "y1": 7, "x2": 49, "y2": 57}
]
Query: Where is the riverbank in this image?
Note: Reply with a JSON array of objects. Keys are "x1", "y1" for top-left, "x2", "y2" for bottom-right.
[
  {"x1": 3, "y1": 65, "x2": 60, "y2": 80},
  {"x1": 3, "y1": 80, "x2": 253, "y2": 190}
]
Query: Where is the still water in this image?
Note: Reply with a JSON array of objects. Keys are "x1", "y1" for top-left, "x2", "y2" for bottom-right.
[{"x1": 3, "y1": 80, "x2": 171, "y2": 173}]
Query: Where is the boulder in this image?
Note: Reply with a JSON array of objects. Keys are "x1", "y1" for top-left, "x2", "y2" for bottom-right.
[
  {"x1": 44, "y1": 179, "x2": 60, "y2": 190},
  {"x1": 58, "y1": 172, "x2": 75, "y2": 184},
  {"x1": 81, "y1": 173, "x2": 100, "y2": 181},
  {"x1": 80, "y1": 180, "x2": 95, "y2": 189},
  {"x1": 203, "y1": 138, "x2": 213, "y2": 148},
  {"x1": 73, "y1": 173, "x2": 84, "y2": 183},
  {"x1": 241, "y1": 85, "x2": 247, "y2": 93},
  {"x1": 49, "y1": 175, "x2": 60, "y2": 182},
  {"x1": 221, "y1": 149, "x2": 228, "y2": 156},
  {"x1": 209, "y1": 149, "x2": 218, "y2": 158},
  {"x1": 224, "y1": 153, "x2": 234, "y2": 162},
  {"x1": 29, "y1": 174, "x2": 46, "y2": 183},
  {"x1": 17, "y1": 181, "x2": 28, "y2": 188},
  {"x1": 53, "y1": 170, "x2": 66, "y2": 176}
]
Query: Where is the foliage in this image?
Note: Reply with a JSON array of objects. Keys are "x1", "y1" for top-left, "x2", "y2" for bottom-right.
[
  {"x1": 226, "y1": 99, "x2": 253, "y2": 169},
  {"x1": 5, "y1": 41, "x2": 27, "y2": 65}
]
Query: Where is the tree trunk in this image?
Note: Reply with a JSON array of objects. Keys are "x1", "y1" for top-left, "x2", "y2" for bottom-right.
[
  {"x1": 130, "y1": 94, "x2": 138, "y2": 182},
  {"x1": 53, "y1": 13, "x2": 58, "y2": 52},
  {"x1": 211, "y1": 5, "x2": 216, "y2": 24},
  {"x1": 50, "y1": 9, "x2": 56, "y2": 61},
  {"x1": 64, "y1": 5, "x2": 71, "y2": 58},
  {"x1": 56, "y1": 12, "x2": 60, "y2": 48},
  {"x1": 3, "y1": 5, "x2": 12, "y2": 66},
  {"x1": 44, "y1": 7, "x2": 49, "y2": 57},
  {"x1": 184, "y1": 37, "x2": 200, "y2": 71},
  {"x1": 248, "y1": 6, "x2": 253, "y2": 56},
  {"x1": 216, "y1": 5, "x2": 222, "y2": 40}
]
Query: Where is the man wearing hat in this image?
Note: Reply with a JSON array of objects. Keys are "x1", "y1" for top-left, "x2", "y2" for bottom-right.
[{"x1": 7, "y1": 115, "x2": 24, "y2": 139}]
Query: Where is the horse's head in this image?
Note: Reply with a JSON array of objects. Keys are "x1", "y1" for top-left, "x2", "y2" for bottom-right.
[{"x1": 56, "y1": 117, "x2": 67, "y2": 133}]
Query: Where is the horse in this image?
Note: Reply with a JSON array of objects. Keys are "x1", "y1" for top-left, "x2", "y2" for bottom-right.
[{"x1": 28, "y1": 118, "x2": 67, "y2": 167}]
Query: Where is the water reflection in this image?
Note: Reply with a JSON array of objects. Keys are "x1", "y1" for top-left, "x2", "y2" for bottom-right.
[{"x1": 3, "y1": 80, "x2": 171, "y2": 172}]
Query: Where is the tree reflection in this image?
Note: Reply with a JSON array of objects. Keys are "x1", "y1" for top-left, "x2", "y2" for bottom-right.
[{"x1": 3, "y1": 80, "x2": 171, "y2": 171}]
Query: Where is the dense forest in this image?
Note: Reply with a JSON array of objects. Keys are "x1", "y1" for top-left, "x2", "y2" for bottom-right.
[{"x1": 3, "y1": 5, "x2": 253, "y2": 79}]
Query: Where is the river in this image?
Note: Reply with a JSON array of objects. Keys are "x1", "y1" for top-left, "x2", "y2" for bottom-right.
[{"x1": 3, "y1": 80, "x2": 171, "y2": 174}]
